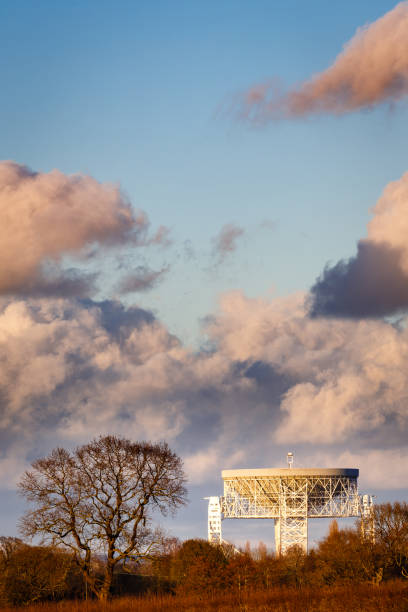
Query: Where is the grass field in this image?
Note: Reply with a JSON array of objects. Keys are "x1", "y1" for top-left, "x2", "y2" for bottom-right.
[{"x1": 1, "y1": 582, "x2": 408, "y2": 612}]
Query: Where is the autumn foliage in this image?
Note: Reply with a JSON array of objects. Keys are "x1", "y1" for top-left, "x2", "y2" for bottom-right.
[{"x1": 1, "y1": 502, "x2": 408, "y2": 609}]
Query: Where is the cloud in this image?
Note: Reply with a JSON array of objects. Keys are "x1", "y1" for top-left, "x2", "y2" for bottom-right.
[
  {"x1": 148, "y1": 225, "x2": 172, "y2": 248},
  {"x1": 0, "y1": 442, "x2": 31, "y2": 490},
  {"x1": 184, "y1": 448, "x2": 245, "y2": 485},
  {"x1": 306, "y1": 448, "x2": 408, "y2": 490},
  {"x1": 2, "y1": 289, "x2": 408, "y2": 492},
  {"x1": 206, "y1": 291, "x2": 408, "y2": 451},
  {"x1": 212, "y1": 223, "x2": 244, "y2": 264},
  {"x1": 366, "y1": 170, "x2": 408, "y2": 259},
  {"x1": 0, "y1": 298, "x2": 183, "y2": 443},
  {"x1": 117, "y1": 265, "x2": 169, "y2": 293},
  {"x1": 10, "y1": 267, "x2": 98, "y2": 298},
  {"x1": 0, "y1": 161, "x2": 167, "y2": 297},
  {"x1": 259, "y1": 219, "x2": 276, "y2": 232},
  {"x1": 310, "y1": 171, "x2": 408, "y2": 318},
  {"x1": 236, "y1": 2, "x2": 408, "y2": 122},
  {"x1": 309, "y1": 241, "x2": 408, "y2": 318}
]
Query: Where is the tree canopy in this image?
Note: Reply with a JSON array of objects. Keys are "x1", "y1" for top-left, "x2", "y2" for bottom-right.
[{"x1": 18, "y1": 435, "x2": 187, "y2": 600}]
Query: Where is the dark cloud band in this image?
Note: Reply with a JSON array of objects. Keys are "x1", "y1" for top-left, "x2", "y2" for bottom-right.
[{"x1": 309, "y1": 241, "x2": 408, "y2": 318}]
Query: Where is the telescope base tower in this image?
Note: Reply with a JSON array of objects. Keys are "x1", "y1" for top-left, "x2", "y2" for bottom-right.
[{"x1": 275, "y1": 517, "x2": 308, "y2": 554}]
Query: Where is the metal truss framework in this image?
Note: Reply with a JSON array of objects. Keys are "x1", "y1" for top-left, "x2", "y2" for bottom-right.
[
  {"x1": 360, "y1": 494, "x2": 375, "y2": 543},
  {"x1": 206, "y1": 496, "x2": 222, "y2": 544},
  {"x1": 207, "y1": 468, "x2": 373, "y2": 554}
]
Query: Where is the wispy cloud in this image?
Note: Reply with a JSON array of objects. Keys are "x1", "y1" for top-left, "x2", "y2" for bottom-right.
[
  {"x1": 211, "y1": 223, "x2": 245, "y2": 264},
  {"x1": 235, "y1": 2, "x2": 408, "y2": 122},
  {"x1": 117, "y1": 265, "x2": 169, "y2": 293}
]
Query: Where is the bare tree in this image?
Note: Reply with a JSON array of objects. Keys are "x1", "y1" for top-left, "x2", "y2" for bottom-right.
[{"x1": 18, "y1": 435, "x2": 187, "y2": 601}]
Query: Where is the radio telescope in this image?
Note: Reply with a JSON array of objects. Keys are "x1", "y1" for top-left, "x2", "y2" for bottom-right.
[{"x1": 206, "y1": 454, "x2": 373, "y2": 553}]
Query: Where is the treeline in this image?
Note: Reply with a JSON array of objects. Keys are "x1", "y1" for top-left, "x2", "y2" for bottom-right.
[
  {"x1": 1, "y1": 502, "x2": 407, "y2": 607},
  {"x1": 149, "y1": 502, "x2": 408, "y2": 595},
  {"x1": 151, "y1": 528, "x2": 381, "y2": 595},
  {"x1": 0, "y1": 538, "x2": 83, "y2": 606}
]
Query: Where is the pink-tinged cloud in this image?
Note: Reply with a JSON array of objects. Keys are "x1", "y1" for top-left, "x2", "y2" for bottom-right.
[
  {"x1": 367, "y1": 171, "x2": 408, "y2": 261},
  {"x1": 310, "y1": 171, "x2": 408, "y2": 317},
  {"x1": 148, "y1": 225, "x2": 172, "y2": 248},
  {"x1": 239, "y1": 2, "x2": 408, "y2": 122},
  {"x1": 0, "y1": 161, "x2": 167, "y2": 296},
  {"x1": 206, "y1": 290, "x2": 408, "y2": 450},
  {"x1": 117, "y1": 265, "x2": 169, "y2": 293},
  {"x1": 1, "y1": 292, "x2": 408, "y2": 488},
  {"x1": 306, "y1": 448, "x2": 408, "y2": 490},
  {"x1": 212, "y1": 223, "x2": 244, "y2": 263}
]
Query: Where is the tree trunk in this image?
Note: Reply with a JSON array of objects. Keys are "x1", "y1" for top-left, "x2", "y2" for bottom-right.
[{"x1": 98, "y1": 563, "x2": 115, "y2": 601}]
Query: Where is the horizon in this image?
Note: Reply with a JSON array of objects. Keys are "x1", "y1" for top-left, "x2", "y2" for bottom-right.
[{"x1": 0, "y1": 0, "x2": 408, "y2": 549}]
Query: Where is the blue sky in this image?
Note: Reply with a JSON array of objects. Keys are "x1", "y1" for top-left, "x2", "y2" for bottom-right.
[
  {"x1": 1, "y1": 0, "x2": 408, "y2": 549},
  {"x1": 2, "y1": 0, "x2": 407, "y2": 341}
]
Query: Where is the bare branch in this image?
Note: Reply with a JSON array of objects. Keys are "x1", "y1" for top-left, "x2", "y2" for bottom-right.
[{"x1": 18, "y1": 435, "x2": 187, "y2": 601}]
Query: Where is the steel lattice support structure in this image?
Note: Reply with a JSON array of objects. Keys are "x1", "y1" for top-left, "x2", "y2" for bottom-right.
[
  {"x1": 206, "y1": 496, "x2": 222, "y2": 544},
  {"x1": 207, "y1": 468, "x2": 373, "y2": 553},
  {"x1": 360, "y1": 493, "x2": 375, "y2": 543}
]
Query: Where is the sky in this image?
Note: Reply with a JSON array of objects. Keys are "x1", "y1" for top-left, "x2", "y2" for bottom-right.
[{"x1": 1, "y1": 0, "x2": 408, "y2": 549}]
